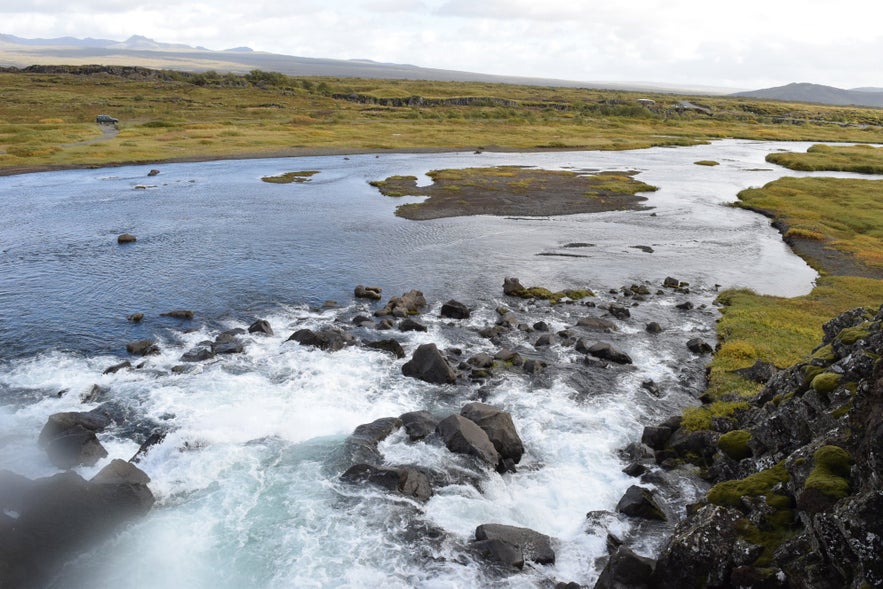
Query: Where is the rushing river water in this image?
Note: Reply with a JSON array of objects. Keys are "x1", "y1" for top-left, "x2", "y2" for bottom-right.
[{"x1": 0, "y1": 140, "x2": 879, "y2": 588}]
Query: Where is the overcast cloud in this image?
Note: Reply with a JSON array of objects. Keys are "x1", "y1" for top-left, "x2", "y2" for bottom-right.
[{"x1": 1, "y1": 0, "x2": 881, "y2": 89}]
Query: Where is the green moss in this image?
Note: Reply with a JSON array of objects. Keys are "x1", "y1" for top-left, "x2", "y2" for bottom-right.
[
  {"x1": 802, "y1": 364, "x2": 824, "y2": 385},
  {"x1": 509, "y1": 285, "x2": 593, "y2": 304},
  {"x1": 682, "y1": 400, "x2": 749, "y2": 431},
  {"x1": 562, "y1": 288, "x2": 594, "y2": 300},
  {"x1": 708, "y1": 462, "x2": 790, "y2": 508},
  {"x1": 811, "y1": 344, "x2": 836, "y2": 364},
  {"x1": 261, "y1": 170, "x2": 319, "y2": 183},
  {"x1": 830, "y1": 399, "x2": 853, "y2": 419},
  {"x1": 804, "y1": 445, "x2": 852, "y2": 500},
  {"x1": 837, "y1": 325, "x2": 871, "y2": 345},
  {"x1": 811, "y1": 372, "x2": 841, "y2": 394},
  {"x1": 718, "y1": 429, "x2": 752, "y2": 461}
]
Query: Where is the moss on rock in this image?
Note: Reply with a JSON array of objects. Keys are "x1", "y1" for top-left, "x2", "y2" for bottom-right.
[
  {"x1": 708, "y1": 462, "x2": 790, "y2": 508},
  {"x1": 810, "y1": 372, "x2": 841, "y2": 394},
  {"x1": 804, "y1": 445, "x2": 852, "y2": 500},
  {"x1": 718, "y1": 429, "x2": 752, "y2": 461}
]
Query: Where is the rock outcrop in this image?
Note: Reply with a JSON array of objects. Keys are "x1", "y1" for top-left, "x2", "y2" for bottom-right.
[{"x1": 649, "y1": 305, "x2": 883, "y2": 588}]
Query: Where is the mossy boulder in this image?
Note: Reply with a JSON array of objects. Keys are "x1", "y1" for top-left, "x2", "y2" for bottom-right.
[
  {"x1": 799, "y1": 445, "x2": 852, "y2": 513},
  {"x1": 718, "y1": 429, "x2": 752, "y2": 461},
  {"x1": 708, "y1": 463, "x2": 789, "y2": 508},
  {"x1": 810, "y1": 372, "x2": 841, "y2": 395}
]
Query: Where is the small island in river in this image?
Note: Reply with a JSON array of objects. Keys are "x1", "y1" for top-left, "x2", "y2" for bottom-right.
[{"x1": 369, "y1": 166, "x2": 656, "y2": 219}]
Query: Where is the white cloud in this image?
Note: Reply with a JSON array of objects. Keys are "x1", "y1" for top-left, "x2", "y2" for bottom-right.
[{"x1": 1, "y1": 0, "x2": 882, "y2": 88}]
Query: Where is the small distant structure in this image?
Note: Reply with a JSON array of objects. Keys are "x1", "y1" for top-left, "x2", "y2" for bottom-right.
[
  {"x1": 637, "y1": 98, "x2": 656, "y2": 107},
  {"x1": 96, "y1": 114, "x2": 119, "y2": 124}
]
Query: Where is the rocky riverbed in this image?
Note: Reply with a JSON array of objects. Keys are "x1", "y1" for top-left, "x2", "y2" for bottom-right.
[{"x1": 1, "y1": 276, "x2": 719, "y2": 587}]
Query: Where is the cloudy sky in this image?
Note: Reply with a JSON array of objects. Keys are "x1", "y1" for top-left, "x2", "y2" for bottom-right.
[{"x1": 2, "y1": 0, "x2": 881, "y2": 90}]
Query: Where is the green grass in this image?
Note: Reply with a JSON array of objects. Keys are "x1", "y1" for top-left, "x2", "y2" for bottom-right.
[
  {"x1": 261, "y1": 170, "x2": 319, "y2": 183},
  {"x1": 3, "y1": 67, "x2": 883, "y2": 172},
  {"x1": 766, "y1": 144, "x2": 883, "y2": 174},
  {"x1": 736, "y1": 177, "x2": 883, "y2": 271}
]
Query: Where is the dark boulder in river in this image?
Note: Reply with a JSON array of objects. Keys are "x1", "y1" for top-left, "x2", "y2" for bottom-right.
[
  {"x1": 161, "y1": 310, "x2": 194, "y2": 320},
  {"x1": 126, "y1": 339, "x2": 158, "y2": 356},
  {"x1": 288, "y1": 327, "x2": 354, "y2": 352},
  {"x1": 440, "y1": 299, "x2": 471, "y2": 320},
  {"x1": 616, "y1": 485, "x2": 667, "y2": 521},
  {"x1": 363, "y1": 338, "x2": 406, "y2": 359},
  {"x1": 399, "y1": 410, "x2": 438, "y2": 441},
  {"x1": 116, "y1": 233, "x2": 136, "y2": 244},
  {"x1": 460, "y1": 402, "x2": 524, "y2": 464},
  {"x1": 402, "y1": 343, "x2": 457, "y2": 384},
  {"x1": 436, "y1": 414, "x2": 500, "y2": 466},
  {"x1": 0, "y1": 460, "x2": 154, "y2": 589},
  {"x1": 354, "y1": 285, "x2": 382, "y2": 300},
  {"x1": 474, "y1": 523, "x2": 555, "y2": 566},
  {"x1": 686, "y1": 337, "x2": 713, "y2": 355},
  {"x1": 340, "y1": 463, "x2": 432, "y2": 501},
  {"x1": 586, "y1": 342, "x2": 633, "y2": 365},
  {"x1": 248, "y1": 319, "x2": 274, "y2": 336},
  {"x1": 38, "y1": 410, "x2": 111, "y2": 469}
]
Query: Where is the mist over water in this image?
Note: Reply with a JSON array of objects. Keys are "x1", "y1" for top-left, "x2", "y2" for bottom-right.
[{"x1": 1, "y1": 140, "x2": 878, "y2": 587}]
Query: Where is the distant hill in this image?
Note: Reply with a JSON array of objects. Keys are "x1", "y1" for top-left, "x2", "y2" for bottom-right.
[
  {"x1": 732, "y1": 82, "x2": 883, "y2": 108},
  {"x1": 0, "y1": 33, "x2": 731, "y2": 94}
]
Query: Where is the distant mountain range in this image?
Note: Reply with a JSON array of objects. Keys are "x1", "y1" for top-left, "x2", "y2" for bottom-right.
[
  {"x1": 0, "y1": 33, "x2": 733, "y2": 95},
  {"x1": 732, "y1": 82, "x2": 883, "y2": 108},
  {"x1": 3, "y1": 35, "x2": 880, "y2": 107}
]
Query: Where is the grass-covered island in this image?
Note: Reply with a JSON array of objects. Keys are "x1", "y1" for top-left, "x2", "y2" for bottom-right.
[{"x1": 369, "y1": 166, "x2": 656, "y2": 219}]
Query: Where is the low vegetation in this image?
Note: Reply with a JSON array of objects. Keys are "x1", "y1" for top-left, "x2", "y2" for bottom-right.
[
  {"x1": 2, "y1": 66, "x2": 883, "y2": 173},
  {"x1": 369, "y1": 166, "x2": 656, "y2": 219},
  {"x1": 689, "y1": 170, "x2": 883, "y2": 420},
  {"x1": 766, "y1": 143, "x2": 883, "y2": 174},
  {"x1": 261, "y1": 170, "x2": 319, "y2": 183}
]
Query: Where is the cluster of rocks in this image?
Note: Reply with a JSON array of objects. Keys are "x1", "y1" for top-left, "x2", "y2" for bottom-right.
[
  {"x1": 338, "y1": 402, "x2": 562, "y2": 570},
  {"x1": 23, "y1": 275, "x2": 716, "y2": 586},
  {"x1": 595, "y1": 305, "x2": 883, "y2": 588}
]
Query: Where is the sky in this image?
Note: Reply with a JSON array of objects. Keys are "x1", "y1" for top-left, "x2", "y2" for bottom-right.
[{"x1": 2, "y1": 0, "x2": 882, "y2": 90}]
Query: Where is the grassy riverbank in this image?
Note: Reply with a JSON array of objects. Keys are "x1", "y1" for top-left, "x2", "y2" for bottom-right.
[
  {"x1": 3, "y1": 66, "x2": 883, "y2": 174},
  {"x1": 686, "y1": 157, "x2": 883, "y2": 428}
]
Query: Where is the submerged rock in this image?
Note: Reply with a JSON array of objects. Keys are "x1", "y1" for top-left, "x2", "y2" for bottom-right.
[
  {"x1": 161, "y1": 310, "x2": 194, "y2": 320},
  {"x1": 117, "y1": 233, "x2": 136, "y2": 244},
  {"x1": 340, "y1": 463, "x2": 432, "y2": 501}
]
